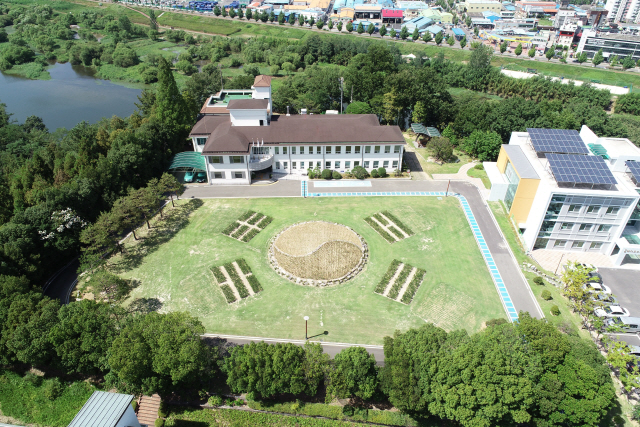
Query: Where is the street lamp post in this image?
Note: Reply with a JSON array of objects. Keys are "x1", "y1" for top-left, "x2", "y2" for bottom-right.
[{"x1": 304, "y1": 316, "x2": 309, "y2": 340}]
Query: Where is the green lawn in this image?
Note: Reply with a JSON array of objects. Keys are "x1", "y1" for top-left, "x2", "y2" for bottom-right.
[
  {"x1": 467, "y1": 167, "x2": 491, "y2": 189},
  {"x1": 112, "y1": 196, "x2": 504, "y2": 344}
]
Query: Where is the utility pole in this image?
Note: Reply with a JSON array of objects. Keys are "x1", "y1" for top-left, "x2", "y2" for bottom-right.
[{"x1": 339, "y1": 77, "x2": 344, "y2": 114}]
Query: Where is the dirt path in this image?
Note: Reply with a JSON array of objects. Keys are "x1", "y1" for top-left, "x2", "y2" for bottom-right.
[
  {"x1": 371, "y1": 216, "x2": 400, "y2": 242},
  {"x1": 395, "y1": 267, "x2": 417, "y2": 302},
  {"x1": 233, "y1": 261, "x2": 254, "y2": 296},
  {"x1": 220, "y1": 265, "x2": 241, "y2": 300},
  {"x1": 382, "y1": 264, "x2": 404, "y2": 297}
]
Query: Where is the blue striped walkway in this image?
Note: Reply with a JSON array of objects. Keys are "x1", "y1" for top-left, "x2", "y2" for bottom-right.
[{"x1": 302, "y1": 185, "x2": 519, "y2": 322}]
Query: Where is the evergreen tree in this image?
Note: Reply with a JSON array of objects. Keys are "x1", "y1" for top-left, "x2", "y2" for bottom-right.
[
  {"x1": 412, "y1": 27, "x2": 419, "y2": 41},
  {"x1": 221, "y1": 6, "x2": 227, "y2": 17},
  {"x1": 447, "y1": 35, "x2": 455, "y2": 46},
  {"x1": 229, "y1": 8, "x2": 236, "y2": 18},
  {"x1": 423, "y1": 31, "x2": 432, "y2": 43},
  {"x1": 389, "y1": 27, "x2": 396, "y2": 38},
  {"x1": 299, "y1": 14, "x2": 305, "y2": 26},
  {"x1": 434, "y1": 31, "x2": 443, "y2": 45},
  {"x1": 238, "y1": 8, "x2": 244, "y2": 19},
  {"x1": 337, "y1": 21, "x2": 342, "y2": 31},
  {"x1": 379, "y1": 25, "x2": 387, "y2": 37},
  {"x1": 153, "y1": 57, "x2": 191, "y2": 150},
  {"x1": 528, "y1": 47, "x2": 536, "y2": 58},
  {"x1": 213, "y1": 5, "x2": 221, "y2": 16},
  {"x1": 459, "y1": 36, "x2": 466, "y2": 49},
  {"x1": 500, "y1": 40, "x2": 508, "y2": 54},
  {"x1": 278, "y1": 11, "x2": 285, "y2": 24},
  {"x1": 367, "y1": 23, "x2": 375, "y2": 35},
  {"x1": 317, "y1": 19, "x2": 324, "y2": 29},
  {"x1": 399, "y1": 25, "x2": 409, "y2": 40},
  {"x1": 346, "y1": 21, "x2": 353, "y2": 32},
  {"x1": 357, "y1": 22, "x2": 364, "y2": 34},
  {"x1": 515, "y1": 43, "x2": 522, "y2": 56},
  {"x1": 546, "y1": 46, "x2": 555, "y2": 61},
  {"x1": 328, "y1": 19, "x2": 333, "y2": 30},
  {"x1": 245, "y1": 8, "x2": 252, "y2": 20}
]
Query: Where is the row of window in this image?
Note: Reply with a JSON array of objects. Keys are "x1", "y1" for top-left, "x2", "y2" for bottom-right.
[
  {"x1": 566, "y1": 204, "x2": 620, "y2": 215},
  {"x1": 274, "y1": 145, "x2": 402, "y2": 155},
  {"x1": 275, "y1": 160, "x2": 398, "y2": 170},
  {"x1": 208, "y1": 156, "x2": 244, "y2": 164},
  {"x1": 558, "y1": 223, "x2": 613, "y2": 233},
  {"x1": 554, "y1": 240, "x2": 603, "y2": 250},
  {"x1": 211, "y1": 171, "x2": 245, "y2": 179}
]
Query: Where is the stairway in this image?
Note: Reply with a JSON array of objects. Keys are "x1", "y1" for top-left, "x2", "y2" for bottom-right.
[{"x1": 137, "y1": 394, "x2": 161, "y2": 427}]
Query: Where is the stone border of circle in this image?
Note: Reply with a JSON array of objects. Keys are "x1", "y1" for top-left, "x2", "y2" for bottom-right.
[{"x1": 268, "y1": 221, "x2": 369, "y2": 287}]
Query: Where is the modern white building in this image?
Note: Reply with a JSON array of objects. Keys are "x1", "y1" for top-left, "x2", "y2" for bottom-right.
[
  {"x1": 188, "y1": 75, "x2": 405, "y2": 185},
  {"x1": 605, "y1": 0, "x2": 640, "y2": 22},
  {"x1": 485, "y1": 126, "x2": 640, "y2": 266}
]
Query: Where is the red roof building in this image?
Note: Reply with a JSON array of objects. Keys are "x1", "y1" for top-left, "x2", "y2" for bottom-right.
[{"x1": 382, "y1": 8, "x2": 403, "y2": 23}]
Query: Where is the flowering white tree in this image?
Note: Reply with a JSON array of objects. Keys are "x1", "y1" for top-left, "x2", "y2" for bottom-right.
[{"x1": 39, "y1": 208, "x2": 87, "y2": 241}]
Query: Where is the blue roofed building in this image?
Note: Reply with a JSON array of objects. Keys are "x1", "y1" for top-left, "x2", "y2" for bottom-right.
[
  {"x1": 426, "y1": 24, "x2": 444, "y2": 34},
  {"x1": 452, "y1": 27, "x2": 466, "y2": 39},
  {"x1": 68, "y1": 391, "x2": 140, "y2": 427},
  {"x1": 402, "y1": 16, "x2": 434, "y2": 32}
]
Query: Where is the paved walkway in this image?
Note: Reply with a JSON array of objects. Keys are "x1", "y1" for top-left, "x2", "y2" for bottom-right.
[
  {"x1": 433, "y1": 162, "x2": 490, "y2": 199},
  {"x1": 531, "y1": 249, "x2": 615, "y2": 275}
]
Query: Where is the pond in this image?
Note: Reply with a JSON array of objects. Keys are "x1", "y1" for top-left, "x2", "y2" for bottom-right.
[{"x1": 0, "y1": 62, "x2": 144, "y2": 130}]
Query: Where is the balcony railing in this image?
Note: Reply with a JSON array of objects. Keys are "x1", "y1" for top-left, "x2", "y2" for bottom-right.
[{"x1": 248, "y1": 154, "x2": 274, "y2": 171}]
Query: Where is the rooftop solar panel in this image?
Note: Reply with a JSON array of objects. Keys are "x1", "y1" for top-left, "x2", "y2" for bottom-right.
[
  {"x1": 547, "y1": 154, "x2": 617, "y2": 186},
  {"x1": 626, "y1": 160, "x2": 640, "y2": 185},
  {"x1": 527, "y1": 128, "x2": 590, "y2": 155}
]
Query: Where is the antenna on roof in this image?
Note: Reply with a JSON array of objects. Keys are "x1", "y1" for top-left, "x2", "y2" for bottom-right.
[{"x1": 261, "y1": 139, "x2": 264, "y2": 146}]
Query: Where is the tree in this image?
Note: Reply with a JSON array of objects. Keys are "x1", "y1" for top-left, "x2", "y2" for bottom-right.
[
  {"x1": 592, "y1": 49, "x2": 604, "y2": 66},
  {"x1": 337, "y1": 21, "x2": 342, "y2": 32},
  {"x1": 412, "y1": 27, "x2": 419, "y2": 41},
  {"x1": 221, "y1": 6, "x2": 228, "y2": 17},
  {"x1": 346, "y1": 101, "x2": 372, "y2": 114},
  {"x1": 328, "y1": 19, "x2": 333, "y2": 30},
  {"x1": 462, "y1": 130, "x2": 502, "y2": 161},
  {"x1": 469, "y1": 43, "x2": 492, "y2": 70},
  {"x1": 474, "y1": 25, "x2": 479, "y2": 36},
  {"x1": 269, "y1": 11, "x2": 276, "y2": 22},
  {"x1": 368, "y1": 23, "x2": 375, "y2": 36},
  {"x1": 108, "y1": 312, "x2": 210, "y2": 395},
  {"x1": 153, "y1": 57, "x2": 192, "y2": 143},
  {"x1": 382, "y1": 91, "x2": 400, "y2": 125},
  {"x1": 175, "y1": 60, "x2": 197, "y2": 75},
  {"x1": 244, "y1": 64, "x2": 260, "y2": 77},
  {"x1": 434, "y1": 31, "x2": 443, "y2": 45},
  {"x1": 546, "y1": 46, "x2": 555, "y2": 61},
  {"x1": 238, "y1": 8, "x2": 244, "y2": 19},
  {"x1": 389, "y1": 27, "x2": 396, "y2": 38},
  {"x1": 49, "y1": 299, "x2": 122, "y2": 375},
  {"x1": 515, "y1": 43, "x2": 522, "y2": 56},
  {"x1": 528, "y1": 47, "x2": 536, "y2": 58},
  {"x1": 357, "y1": 22, "x2": 364, "y2": 34},
  {"x1": 412, "y1": 101, "x2": 427, "y2": 124},
  {"x1": 282, "y1": 61, "x2": 296, "y2": 75},
  {"x1": 299, "y1": 14, "x2": 305, "y2": 26},
  {"x1": 183, "y1": 62, "x2": 223, "y2": 112},
  {"x1": 308, "y1": 16, "x2": 315, "y2": 26},
  {"x1": 317, "y1": 19, "x2": 324, "y2": 29},
  {"x1": 610, "y1": 54, "x2": 620, "y2": 68},
  {"x1": 379, "y1": 25, "x2": 386, "y2": 38},
  {"x1": 245, "y1": 8, "x2": 252, "y2": 20},
  {"x1": 229, "y1": 8, "x2": 236, "y2": 18},
  {"x1": 159, "y1": 173, "x2": 185, "y2": 207},
  {"x1": 577, "y1": 52, "x2": 588, "y2": 63},
  {"x1": 459, "y1": 36, "x2": 466, "y2": 49},
  {"x1": 500, "y1": 40, "x2": 508, "y2": 54},
  {"x1": 277, "y1": 11, "x2": 285, "y2": 24},
  {"x1": 303, "y1": 342, "x2": 330, "y2": 397},
  {"x1": 214, "y1": 6, "x2": 221, "y2": 16},
  {"x1": 400, "y1": 25, "x2": 409, "y2": 40},
  {"x1": 431, "y1": 137, "x2": 453, "y2": 162},
  {"x1": 112, "y1": 43, "x2": 139, "y2": 68},
  {"x1": 423, "y1": 31, "x2": 432, "y2": 43},
  {"x1": 447, "y1": 35, "x2": 455, "y2": 46},
  {"x1": 327, "y1": 347, "x2": 378, "y2": 401}
]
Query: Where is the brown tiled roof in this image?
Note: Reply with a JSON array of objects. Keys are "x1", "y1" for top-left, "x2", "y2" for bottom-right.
[
  {"x1": 253, "y1": 75, "x2": 272, "y2": 87},
  {"x1": 190, "y1": 115, "x2": 229, "y2": 135},
  {"x1": 227, "y1": 99, "x2": 269, "y2": 110},
  {"x1": 197, "y1": 114, "x2": 405, "y2": 154}
]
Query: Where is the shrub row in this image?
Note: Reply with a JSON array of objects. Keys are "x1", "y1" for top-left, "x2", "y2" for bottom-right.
[
  {"x1": 382, "y1": 211, "x2": 414, "y2": 236},
  {"x1": 222, "y1": 221, "x2": 239, "y2": 236},
  {"x1": 375, "y1": 260, "x2": 402, "y2": 294},
  {"x1": 372, "y1": 213, "x2": 390, "y2": 226},
  {"x1": 231, "y1": 225, "x2": 249, "y2": 239},
  {"x1": 257, "y1": 216, "x2": 273, "y2": 229},
  {"x1": 247, "y1": 213, "x2": 265, "y2": 225},
  {"x1": 401, "y1": 268, "x2": 426, "y2": 304},
  {"x1": 220, "y1": 284, "x2": 236, "y2": 303},
  {"x1": 246, "y1": 275, "x2": 263, "y2": 293},
  {"x1": 236, "y1": 259, "x2": 251, "y2": 275},
  {"x1": 236, "y1": 280, "x2": 250, "y2": 299},
  {"x1": 241, "y1": 228, "x2": 260, "y2": 242},
  {"x1": 238, "y1": 210, "x2": 256, "y2": 221},
  {"x1": 365, "y1": 217, "x2": 395, "y2": 243},
  {"x1": 387, "y1": 264, "x2": 412, "y2": 300},
  {"x1": 211, "y1": 266, "x2": 227, "y2": 284},
  {"x1": 223, "y1": 262, "x2": 248, "y2": 298}
]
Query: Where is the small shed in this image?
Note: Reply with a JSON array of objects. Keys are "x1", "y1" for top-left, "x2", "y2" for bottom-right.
[
  {"x1": 411, "y1": 124, "x2": 441, "y2": 146},
  {"x1": 68, "y1": 391, "x2": 140, "y2": 427},
  {"x1": 452, "y1": 27, "x2": 465, "y2": 39}
]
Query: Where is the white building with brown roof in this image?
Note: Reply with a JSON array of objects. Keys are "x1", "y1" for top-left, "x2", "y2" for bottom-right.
[{"x1": 188, "y1": 76, "x2": 405, "y2": 185}]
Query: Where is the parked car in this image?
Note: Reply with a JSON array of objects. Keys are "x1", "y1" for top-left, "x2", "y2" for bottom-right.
[
  {"x1": 583, "y1": 282, "x2": 612, "y2": 293},
  {"x1": 592, "y1": 292, "x2": 618, "y2": 305},
  {"x1": 604, "y1": 316, "x2": 640, "y2": 333},
  {"x1": 594, "y1": 304, "x2": 630, "y2": 318},
  {"x1": 587, "y1": 271, "x2": 603, "y2": 283},
  {"x1": 184, "y1": 171, "x2": 195, "y2": 183},
  {"x1": 195, "y1": 171, "x2": 207, "y2": 183}
]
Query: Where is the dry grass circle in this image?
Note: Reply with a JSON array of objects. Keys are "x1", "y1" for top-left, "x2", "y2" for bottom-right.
[{"x1": 269, "y1": 221, "x2": 368, "y2": 286}]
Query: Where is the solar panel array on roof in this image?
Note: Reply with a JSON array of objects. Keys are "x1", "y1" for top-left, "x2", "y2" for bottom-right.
[
  {"x1": 626, "y1": 160, "x2": 640, "y2": 185},
  {"x1": 527, "y1": 128, "x2": 590, "y2": 155},
  {"x1": 547, "y1": 154, "x2": 617, "y2": 185}
]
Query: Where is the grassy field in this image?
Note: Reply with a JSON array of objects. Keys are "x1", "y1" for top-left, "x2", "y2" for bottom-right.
[
  {"x1": 111, "y1": 196, "x2": 504, "y2": 344},
  {"x1": 467, "y1": 166, "x2": 491, "y2": 189}
]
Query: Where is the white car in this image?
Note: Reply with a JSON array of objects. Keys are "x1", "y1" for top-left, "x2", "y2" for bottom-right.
[
  {"x1": 583, "y1": 282, "x2": 612, "y2": 294},
  {"x1": 594, "y1": 304, "x2": 630, "y2": 318}
]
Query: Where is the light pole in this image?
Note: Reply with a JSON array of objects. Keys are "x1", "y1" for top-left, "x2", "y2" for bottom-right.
[{"x1": 304, "y1": 316, "x2": 309, "y2": 339}]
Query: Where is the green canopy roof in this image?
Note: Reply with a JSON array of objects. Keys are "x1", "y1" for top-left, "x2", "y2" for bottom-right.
[
  {"x1": 411, "y1": 123, "x2": 441, "y2": 137},
  {"x1": 588, "y1": 143, "x2": 609, "y2": 160},
  {"x1": 168, "y1": 152, "x2": 207, "y2": 171}
]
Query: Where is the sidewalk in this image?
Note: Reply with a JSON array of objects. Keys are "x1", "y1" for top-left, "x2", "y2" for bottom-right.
[{"x1": 433, "y1": 162, "x2": 490, "y2": 199}]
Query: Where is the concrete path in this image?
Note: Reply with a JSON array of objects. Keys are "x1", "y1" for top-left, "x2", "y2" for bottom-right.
[{"x1": 433, "y1": 162, "x2": 490, "y2": 199}]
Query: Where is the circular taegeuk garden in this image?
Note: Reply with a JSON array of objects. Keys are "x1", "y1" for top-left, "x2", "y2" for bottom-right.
[{"x1": 268, "y1": 221, "x2": 368, "y2": 286}]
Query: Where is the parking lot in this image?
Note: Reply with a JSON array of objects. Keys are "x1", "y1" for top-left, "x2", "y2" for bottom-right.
[{"x1": 599, "y1": 268, "x2": 640, "y2": 318}]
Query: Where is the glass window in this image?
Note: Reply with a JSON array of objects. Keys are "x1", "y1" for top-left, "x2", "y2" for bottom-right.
[
  {"x1": 345, "y1": 161, "x2": 351, "y2": 168},
  {"x1": 355, "y1": 146, "x2": 361, "y2": 154},
  {"x1": 572, "y1": 241, "x2": 584, "y2": 248},
  {"x1": 392, "y1": 160, "x2": 398, "y2": 169},
  {"x1": 579, "y1": 224, "x2": 591, "y2": 231},
  {"x1": 346, "y1": 146, "x2": 351, "y2": 154},
  {"x1": 317, "y1": 146, "x2": 322, "y2": 154},
  {"x1": 300, "y1": 147, "x2": 305, "y2": 154},
  {"x1": 568, "y1": 204, "x2": 580, "y2": 212},
  {"x1": 300, "y1": 161, "x2": 305, "y2": 169},
  {"x1": 561, "y1": 223, "x2": 574, "y2": 230},
  {"x1": 213, "y1": 172, "x2": 223, "y2": 179},
  {"x1": 364, "y1": 161, "x2": 370, "y2": 168},
  {"x1": 554, "y1": 240, "x2": 567, "y2": 248},
  {"x1": 335, "y1": 161, "x2": 341, "y2": 169},
  {"x1": 275, "y1": 162, "x2": 280, "y2": 169},
  {"x1": 326, "y1": 146, "x2": 332, "y2": 154},
  {"x1": 587, "y1": 205, "x2": 600, "y2": 213},
  {"x1": 283, "y1": 147, "x2": 288, "y2": 155},
  {"x1": 292, "y1": 162, "x2": 297, "y2": 169},
  {"x1": 373, "y1": 161, "x2": 379, "y2": 168},
  {"x1": 291, "y1": 147, "x2": 296, "y2": 155},
  {"x1": 209, "y1": 156, "x2": 223, "y2": 164},
  {"x1": 597, "y1": 225, "x2": 612, "y2": 232},
  {"x1": 591, "y1": 242, "x2": 603, "y2": 250},
  {"x1": 354, "y1": 161, "x2": 360, "y2": 167},
  {"x1": 275, "y1": 147, "x2": 280, "y2": 155},
  {"x1": 551, "y1": 195, "x2": 566, "y2": 202},
  {"x1": 234, "y1": 172, "x2": 244, "y2": 179},
  {"x1": 283, "y1": 162, "x2": 288, "y2": 169},
  {"x1": 196, "y1": 137, "x2": 207, "y2": 145},
  {"x1": 326, "y1": 161, "x2": 331, "y2": 169},
  {"x1": 365, "y1": 146, "x2": 371, "y2": 154},
  {"x1": 384, "y1": 146, "x2": 390, "y2": 153},
  {"x1": 394, "y1": 145, "x2": 401, "y2": 153},
  {"x1": 534, "y1": 238, "x2": 548, "y2": 249},
  {"x1": 230, "y1": 156, "x2": 244, "y2": 164},
  {"x1": 374, "y1": 146, "x2": 381, "y2": 154},
  {"x1": 606, "y1": 206, "x2": 619, "y2": 215},
  {"x1": 335, "y1": 146, "x2": 342, "y2": 154},
  {"x1": 383, "y1": 161, "x2": 389, "y2": 168},
  {"x1": 504, "y1": 161, "x2": 520, "y2": 211}
]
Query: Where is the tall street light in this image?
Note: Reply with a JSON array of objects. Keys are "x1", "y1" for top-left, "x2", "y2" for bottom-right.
[{"x1": 304, "y1": 316, "x2": 309, "y2": 340}]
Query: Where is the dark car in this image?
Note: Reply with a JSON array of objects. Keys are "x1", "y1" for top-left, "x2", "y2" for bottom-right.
[{"x1": 195, "y1": 171, "x2": 207, "y2": 183}]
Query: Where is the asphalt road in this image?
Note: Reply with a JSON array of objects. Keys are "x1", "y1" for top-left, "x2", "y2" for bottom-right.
[
  {"x1": 43, "y1": 258, "x2": 79, "y2": 305},
  {"x1": 598, "y1": 268, "x2": 640, "y2": 318}
]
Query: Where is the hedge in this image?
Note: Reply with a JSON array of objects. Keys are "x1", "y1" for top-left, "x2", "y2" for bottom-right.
[
  {"x1": 401, "y1": 268, "x2": 426, "y2": 304},
  {"x1": 236, "y1": 259, "x2": 251, "y2": 275},
  {"x1": 372, "y1": 213, "x2": 390, "y2": 226},
  {"x1": 246, "y1": 275, "x2": 263, "y2": 293},
  {"x1": 224, "y1": 263, "x2": 245, "y2": 294},
  {"x1": 238, "y1": 210, "x2": 256, "y2": 221},
  {"x1": 364, "y1": 217, "x2": 395, "y2": 243},
  {"x1": 231, "y1": 225, "x2": 250, "y2": 239},
  {"x1": 247, "y1": 213, "x2": 265, "y2": 225},
  {"x1": 257, "y1": 216, "x2": 273, "y2": 229},
  {"x1": 242, "y1": 228, "x2": 260, "y2": 242},
  {"x1": 375, "y1": 260, "x2": 402, "y2": 294},
  {"x1": 222, "y1": 221, "x2": 239, "y2": 236},
  {"x1": 381, "y1": 211, "x2": 414, "y2": 236},
  {"x1": 387, "y1": 264, "x2": 411, "y2": 300},
  {"x1": 220, "y1": 284, "x2": 236, "y2": 303},
  {"x1": 236, "y1": 281, "x2": 250, "y2": 299},
  {"x1": 211, "y1": 266, "x2": 227, "y2": 284}
]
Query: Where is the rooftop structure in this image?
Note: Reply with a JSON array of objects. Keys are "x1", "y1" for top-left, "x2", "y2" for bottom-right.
[
  {"x1": 68, "y1": 391, "x2": 139, "y2": 427},
  {"x1": 576, "y1": 29, "x2": 640, "y2": 61}
]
